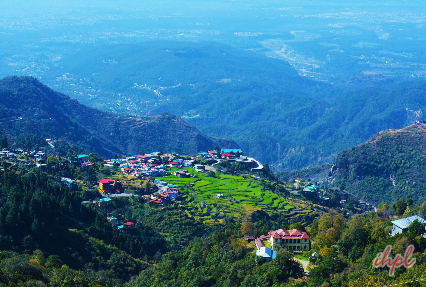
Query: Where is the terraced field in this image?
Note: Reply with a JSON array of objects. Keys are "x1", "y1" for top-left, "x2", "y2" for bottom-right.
[{"x1": 157, "y1": 168, "x2": 303, "y2": 224}]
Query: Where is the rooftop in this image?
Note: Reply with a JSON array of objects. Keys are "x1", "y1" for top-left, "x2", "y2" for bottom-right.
[
  {"x1": 267, "y1": 228, "x2": 310, "y2": 240},
  {"x1": 392, "y1": 215, "x2": 426, "y2": 229},
  {"x1": 256, "y1": 247, "x2": 277, "y2": 259},
  {"x1": 99, "y1": 178, "x2": 115, "y2": 184},
  {"x1": 222, "y1": 153, "x2": 234, "y2": 157},
  {"x1": 221, "y1": 149, "x2": 242, "y2": 153},
  {"x1": 255, "y1": 238, "x2": 265, "y2": 249}
]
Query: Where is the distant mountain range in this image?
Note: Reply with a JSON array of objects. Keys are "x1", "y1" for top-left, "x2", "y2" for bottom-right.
[
  {"x1": 44, "y1": 41, "x2": 426, "y2": 170},
  {"x1": 0, "y1": 76, "x2": 238, "y2": 157},
  {"x1": 329, "y1": 123, "x2": 426, "y2": 205}
]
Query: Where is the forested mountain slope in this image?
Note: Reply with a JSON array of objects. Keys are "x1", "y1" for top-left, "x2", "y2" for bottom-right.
[
  {"x1": 0, "y1": 167, "x2": 156, "y2": 283},
  {"x1": 0, "y1": 76, "x2": 237, "y2": 157},
  {"x1": 330, "y1": 123, "x2": 426, "y2": 205},
  {"x1": 182, "y1": 80, "x2": 426, "y2": 170}
]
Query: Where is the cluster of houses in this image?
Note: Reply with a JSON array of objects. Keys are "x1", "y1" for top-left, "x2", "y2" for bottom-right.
[
  {"x1": 74, "y1": 149, "x2": 259, "y2": 184},
  {"x1": 91, "y1": 149, "x2": 267, "y2": 208},
  {"x1": 106, "y1": 149, "x2": 256, "y2": 188},
  {"x1": 295, "y1": 178, "x2": 377, "y2": 212},
  {"x1": 118, "y1": 154, "x2": 167, "y2": 177},
  {"x1": 145, "y1": 179, "x2": 179, "y2": 205},
  {"x1": 1, "y1": 150, "x2": 94, "y2": 169},
  {"x1": 103, "y1": 150, "x2": 235, "y2": 178},
  {"x1": 1, "y1": 149, "x2": 48, "y2": 167},
  {"x1": 292, "y1": 178, "x2": 330, "y2": 204},
  {"x1": 195, "y1": 149, "x2": 241, "y2": 160},
  {"x1": 67, "y1": 154, "x2": 94, "y2": 167},
  {"x1": 295, "y1": 178, "x2": 324, "y2": 199},
  {"x1": 247, "y1": 228, "x2": 311, "y2": 261},
  {"x1": 195, "y1": 149, "x2": 263, "y2": 172},
  {"x1": 86, "y1": 195, "x2": 136, "y2": 230}
]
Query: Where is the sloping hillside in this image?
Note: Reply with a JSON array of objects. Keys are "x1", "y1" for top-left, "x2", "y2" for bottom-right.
[
  {"x1": 330, "y1": 123, "x2": 426, "y2": 205},
  {"x1": 0, "y1": 76, "x2": 238, "y2": 157}
]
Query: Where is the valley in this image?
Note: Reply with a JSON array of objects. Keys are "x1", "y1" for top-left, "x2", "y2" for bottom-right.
[{"x1": 2, "y1": 1, "x2": 426, "y2": 286}]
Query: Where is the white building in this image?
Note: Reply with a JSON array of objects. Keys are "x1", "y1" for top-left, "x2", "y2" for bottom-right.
[
  {"x1": 391, "y1": 215, "x2": 426, "y2": 236},
  {"x1": 256, "y1": 247, "x2": 277, "y2": 262}
]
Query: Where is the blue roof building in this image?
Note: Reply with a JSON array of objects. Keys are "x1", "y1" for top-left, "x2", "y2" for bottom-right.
[
  {"x1": 221, "y1": 149, "x2": 242, "y2": 154},
  {"x1": 256, "y1": 247, "x2": 277, "y2": 262},
  {"x1": 391, "y1": 215, "x2": 426, "y2": 236}
]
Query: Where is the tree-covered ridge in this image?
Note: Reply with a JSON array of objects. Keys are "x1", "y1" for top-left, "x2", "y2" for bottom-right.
[
  {"x1": 0, "y1": 161, "x2": 167, "y2": 283},
  {"x1": 331, "y1": 122, "x2": 426, "y2": 205},
  {"x1": 0, "y1": 76, "x2": 238, "y2": 158},
  {"x1": 0, "y1": 249, "x2": 123, "y2": 286}
]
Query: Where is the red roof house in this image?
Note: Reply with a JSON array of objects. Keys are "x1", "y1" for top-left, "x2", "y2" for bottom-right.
[
  {"x1": 135, "y1": 155, "x2": 149, "y2": 159},
  {"x1": 222, "y1": 153, "x2": 234, "y2": 157},
  {"x1": 99, "y1": 178, "x2": 115, "y2": 184},
  {"x1": 263, "y1": 228, "x2": 311, "y2": 251}
]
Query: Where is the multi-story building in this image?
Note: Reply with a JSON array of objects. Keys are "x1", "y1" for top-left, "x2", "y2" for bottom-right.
[
  {"x1": 267, "y1": 229, "x2": 311, "y2": 251},
  {"x1": 98, "y1": 178, "x2": 122, "y2": 194}
]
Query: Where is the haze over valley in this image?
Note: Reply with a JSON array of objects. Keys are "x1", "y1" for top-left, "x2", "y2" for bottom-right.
[{"x1": 2, "y1": 0, "x2": 426, "y2": 170}]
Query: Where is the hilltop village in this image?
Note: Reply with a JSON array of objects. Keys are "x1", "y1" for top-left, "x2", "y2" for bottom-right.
[
  {"x1": 0, "y1": 146, "x2": 374, "y2": 222},
  {"x1": 95, "y1": 148, "x2": 263, "y2": 195},
  {"x1": 93, "y1": 148, "x2": 266, "y2": 220}
]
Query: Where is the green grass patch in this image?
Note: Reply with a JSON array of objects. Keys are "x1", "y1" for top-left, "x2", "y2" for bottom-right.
[{"x1": 294, "y1": 254, "x2": 310, "y2": 261}]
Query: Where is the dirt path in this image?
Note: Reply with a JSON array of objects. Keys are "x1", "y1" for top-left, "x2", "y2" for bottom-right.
[{"x1": 293, "y1": 258, "x2": 310, "y2": 272}]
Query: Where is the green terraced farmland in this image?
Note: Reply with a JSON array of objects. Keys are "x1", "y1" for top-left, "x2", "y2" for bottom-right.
[{"x1": 156, "y1": 169, "x2": 296, "y2": 224}]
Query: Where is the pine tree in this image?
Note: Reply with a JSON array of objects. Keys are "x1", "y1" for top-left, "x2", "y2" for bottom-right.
[{"x1": 0, "y1": 136, "x2": 8, "y2": 149}]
